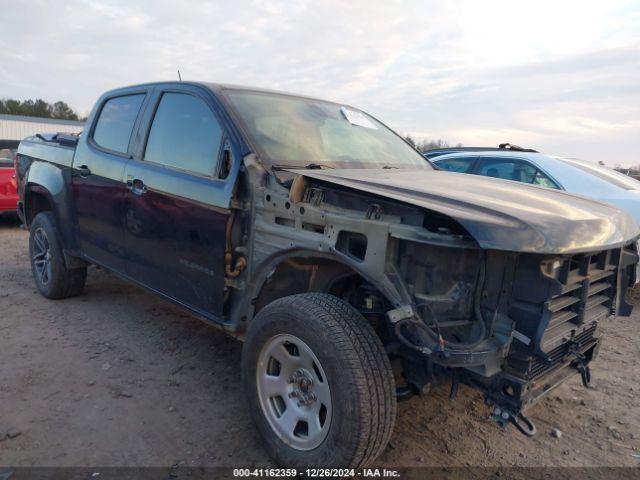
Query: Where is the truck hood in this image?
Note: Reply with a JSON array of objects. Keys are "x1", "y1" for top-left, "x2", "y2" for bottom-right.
[
  {"x1": 289, "y1": 168, "x2": 640, "y2": 254},
  {"x1": 595, "y1": 194, "x2": 640, "y2": 226}
]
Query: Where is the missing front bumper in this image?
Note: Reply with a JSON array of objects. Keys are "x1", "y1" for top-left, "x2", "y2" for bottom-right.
[{"x1": 478, "y1": 339, "x2": 600, "y2": 436}]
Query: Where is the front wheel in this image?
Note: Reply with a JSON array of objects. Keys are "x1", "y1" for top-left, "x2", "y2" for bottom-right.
[{"x1": 242, "y1": 293, "x2": 396, "y2": 468}]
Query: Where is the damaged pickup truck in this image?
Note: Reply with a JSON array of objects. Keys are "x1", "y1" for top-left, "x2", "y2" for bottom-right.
[{"x1": 16, "y1": 82, "x2": 640, "y2": 468}]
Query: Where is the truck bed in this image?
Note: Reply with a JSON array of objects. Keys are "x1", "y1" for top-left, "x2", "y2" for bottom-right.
[{"x1": 18, "y1": 134, "x2": 78, "y2": 168}]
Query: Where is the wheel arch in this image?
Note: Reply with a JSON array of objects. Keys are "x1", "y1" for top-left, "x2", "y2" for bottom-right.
[
  {"x1": 22, "y1": 159, "x2": 68, "y2": 226},
  {"x1": 22, "y1": 160, "x2": 82, "y2": 265},
  {"x1": 24, "y1": 183, "x2": 56, "y2": 225},
  {"x1": 232, "y1": 248, "x2": 404, "y2": 334}
]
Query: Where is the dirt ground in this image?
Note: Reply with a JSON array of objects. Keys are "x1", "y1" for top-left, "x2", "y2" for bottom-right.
[{"x1": 0, "y1": 215, "x2": 639, "y2": 468}]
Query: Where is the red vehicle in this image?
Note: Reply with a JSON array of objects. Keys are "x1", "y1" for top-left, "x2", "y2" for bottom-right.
[{"x1": 0, "y1": 146, "x2": 19, "y2": 215}]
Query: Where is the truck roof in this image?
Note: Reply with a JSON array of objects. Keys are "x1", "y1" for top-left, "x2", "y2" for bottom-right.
[{"x1": 103, "y1": 81, "x2": 346, "y2": 107}]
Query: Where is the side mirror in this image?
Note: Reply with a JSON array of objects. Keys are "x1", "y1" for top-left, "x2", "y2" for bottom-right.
[{"x1": 219, "y1": 144, "x2": 232, "y2": 179}]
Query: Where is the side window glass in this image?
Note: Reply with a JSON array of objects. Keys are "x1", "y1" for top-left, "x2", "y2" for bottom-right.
[
  {"x1": 436, "y1": 157, "x2": 475, "y2": 173},
  {"x1": 144, "y1": 92, "x2": 222, "y2": 177},
  {"x1": 0, "y1": 149, "x2": 13, "y2": 167},
  {"x1": 518, "y1": 164, "x2": 538, "y2": 183},
  {"x1": 93, "y1": 94, "x2": 145, "y2": 154},
  {"x1": 532, "y1": 170, "x2": 559, "y2": 189},
  {"x1": 477, "y1": 159, "x2": 519, "y2": 181}
]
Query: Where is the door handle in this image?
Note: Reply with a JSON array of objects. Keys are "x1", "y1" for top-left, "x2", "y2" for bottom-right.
[
  {"x1": 129, "y1": 178, "x2": 147, "y2": 195},
  {"x1": 76, "y1": 165, "x2": 92, "y2": 177}
]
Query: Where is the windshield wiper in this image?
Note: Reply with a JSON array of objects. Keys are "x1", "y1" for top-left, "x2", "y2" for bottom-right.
[{"x1": 271, "y1": 163, "x2": 334, "y2": 171}]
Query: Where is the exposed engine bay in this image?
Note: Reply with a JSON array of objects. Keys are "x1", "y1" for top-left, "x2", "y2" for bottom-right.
[{"x1": 223, "y1": 156, "x2": 639, "y2": 436}]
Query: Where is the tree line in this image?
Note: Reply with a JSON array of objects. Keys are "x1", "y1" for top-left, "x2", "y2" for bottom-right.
[
  {"x1": 0, "y1": 98, "x2": 83, "y2": 121},
  {"x1": 404, "y1": 135, "x2": 462, "y2": 152}
]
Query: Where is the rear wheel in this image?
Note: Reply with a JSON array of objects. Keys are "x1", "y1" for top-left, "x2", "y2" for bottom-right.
[
  {"x1": 29, "y1": 212, "x2": 87, "y2": 299},
  {"x1": 242, "y1": 293, "x2": 396, "y2": 467}
]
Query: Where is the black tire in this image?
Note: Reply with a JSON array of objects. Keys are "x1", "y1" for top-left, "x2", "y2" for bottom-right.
[
  {"x1": 29, "y1": 211, "x2": 87, "y2": 299},
  {"x1": 242, "y1": 293, "x2": 396, "y2": 468}
]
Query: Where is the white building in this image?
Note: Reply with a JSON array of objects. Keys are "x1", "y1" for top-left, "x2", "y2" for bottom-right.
[{"x1": 0, "y1": 114, "x2": 84, "y2": 147}]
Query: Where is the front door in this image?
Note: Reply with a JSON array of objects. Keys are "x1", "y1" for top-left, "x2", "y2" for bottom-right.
[
  {"x1": 72, "y1": 92, "x2": 147, "y2": 273},
  {"x1": 123, "y1": 89, "x2": 230, "y2": 317}
]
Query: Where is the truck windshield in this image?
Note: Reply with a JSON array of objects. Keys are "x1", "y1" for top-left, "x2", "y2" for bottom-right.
[{"x1": 224, "y1": 90, "x2": 431, "y2": 170}]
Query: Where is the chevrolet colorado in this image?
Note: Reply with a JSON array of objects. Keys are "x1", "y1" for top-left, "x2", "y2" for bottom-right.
[{"x1": 16, "y1": 82, "x2": 639, "y2": 467}]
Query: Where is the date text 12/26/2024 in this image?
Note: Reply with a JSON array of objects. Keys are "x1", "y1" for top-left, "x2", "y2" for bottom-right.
[{"x1": 233, "y1": 468, "x2": 401, "y2": 478}]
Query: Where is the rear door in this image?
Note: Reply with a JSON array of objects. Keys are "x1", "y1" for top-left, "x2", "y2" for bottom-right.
[
  {"x1": 123, "y1": 86, "x2": 232, "y2": 317},
  {"x1": 72, "y1": 91, "x2": 148, "y2": 273}
]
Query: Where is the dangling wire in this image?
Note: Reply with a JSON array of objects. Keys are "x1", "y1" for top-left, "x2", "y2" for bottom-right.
[{"x1": 395, "y1": 255, "x2": 488, "y2": 353}]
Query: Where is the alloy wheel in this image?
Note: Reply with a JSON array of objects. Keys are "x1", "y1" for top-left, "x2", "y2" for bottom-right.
[{"x1": 32, "y1": 227, "x2": 52, "y2": 286}]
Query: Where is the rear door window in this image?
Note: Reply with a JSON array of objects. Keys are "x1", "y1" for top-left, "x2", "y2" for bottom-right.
[
  {"x1": 92, "y1": 94, "x2": 145, "y2": 154},
  {"x1": 144, "y1": 92, "x2": 222, "y2": 177},
  {"x1": 435, "y1": 156, "x2": 476, "y2": 173}
]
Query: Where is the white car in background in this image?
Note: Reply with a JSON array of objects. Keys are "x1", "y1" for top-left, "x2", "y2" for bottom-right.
[{"x1": 428, "y1": 147, "x2": 640, "y2": 282}]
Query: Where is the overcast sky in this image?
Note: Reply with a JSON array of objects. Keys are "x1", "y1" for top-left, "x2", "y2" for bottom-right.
[{"x1": 1, "y1": 0, "x2": 639, "y2": 166}]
